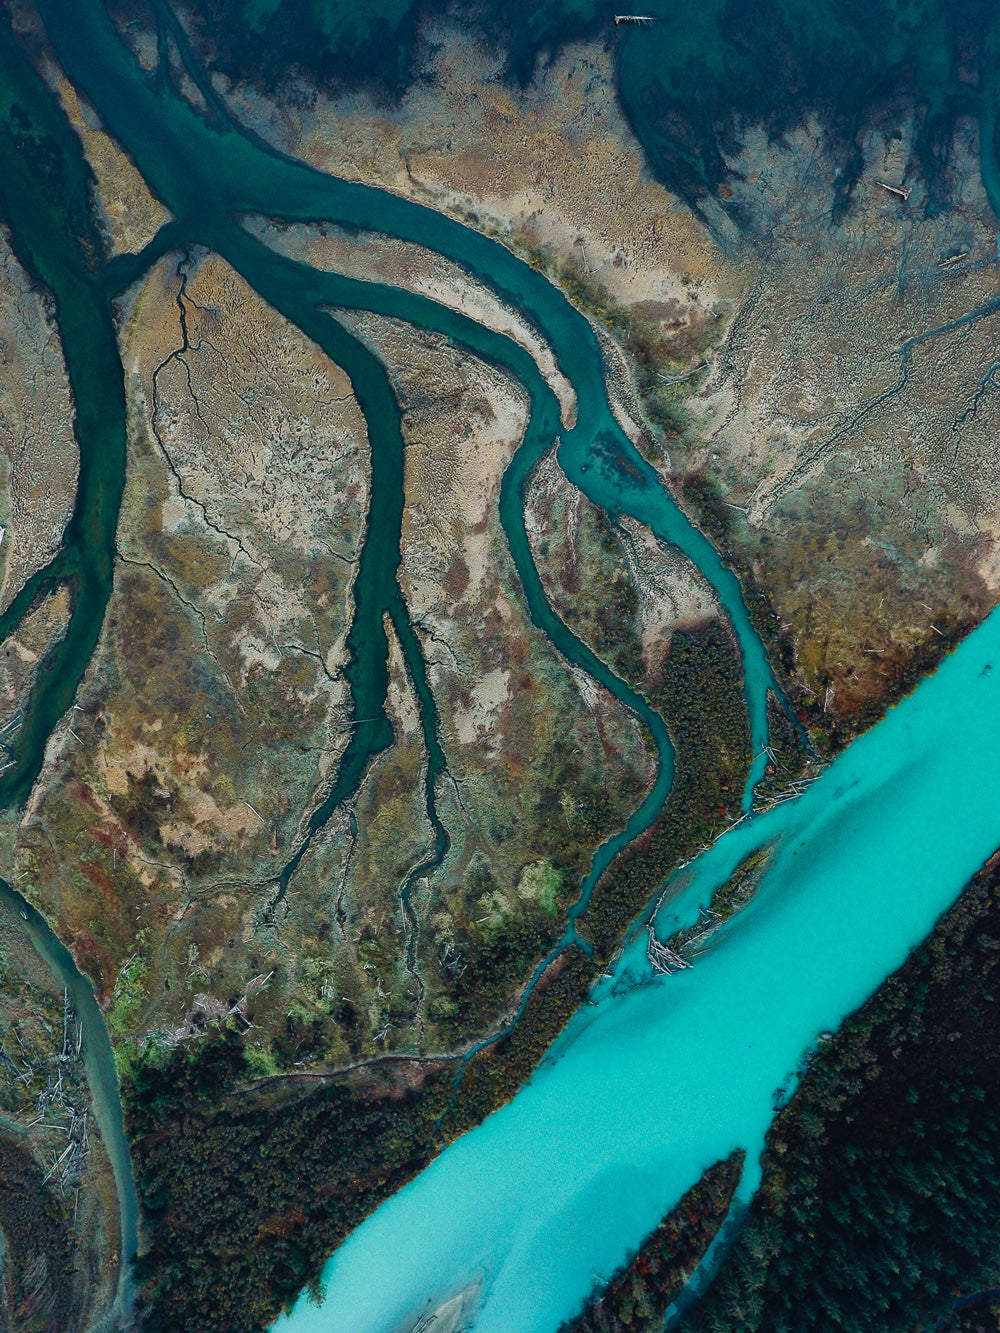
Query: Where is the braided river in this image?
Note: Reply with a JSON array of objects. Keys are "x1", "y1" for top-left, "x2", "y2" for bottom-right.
[{"x1": 2, "y1": 3, "x2": 1000, "y2": 1330}]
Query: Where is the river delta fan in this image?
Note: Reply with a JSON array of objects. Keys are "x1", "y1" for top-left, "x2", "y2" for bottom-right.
[{"x1": 0, "y1": 1, "x2": 998, "y2": 1332}]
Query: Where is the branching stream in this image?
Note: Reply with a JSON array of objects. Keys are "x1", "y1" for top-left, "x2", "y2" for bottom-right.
[{"x1": 0, "y1": 0, "x2": 795, "y2": 1326}]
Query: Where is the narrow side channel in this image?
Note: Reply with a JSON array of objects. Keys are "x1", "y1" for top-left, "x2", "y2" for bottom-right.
[
  {"x1": 212, "y1": 219, "x2": 678, "y2": 947},
  {"x1": 34, "y1": 0, "x2": 781, "y2": 797},
  {"x1": 0, "y1": 12, "x2": 137, "y2": 1320}
]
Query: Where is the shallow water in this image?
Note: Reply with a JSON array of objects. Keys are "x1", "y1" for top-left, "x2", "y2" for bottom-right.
[
  {"x1": 6, "y1": 3, "x2": 992, "y2": 1329},
  {"x1": 0, "y1": 878, "x2": 138, "y2": 1326},
  {"x1": 275, "y1": 611, "x2": 1000, "y2": 1333},
  {"x1": 37, "y1": 0, "x2": 780, "y2": 803}
]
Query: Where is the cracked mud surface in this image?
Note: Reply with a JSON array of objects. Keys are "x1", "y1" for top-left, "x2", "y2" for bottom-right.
[
  {"x1": 247, "y1": 308, "x2": 656, "y2": 1059},
  {"x1": 526, "y1": 450, "x2": 720, "y2": 692},
  {"x1": 9, "y1": 7, "x2": 1000, "y2": 1326},
  {"x1": 5, "y1": 232, "x2": 654, "y2": 1077},
  {"x1": 670, "y1": 110, "x2": 1000, "y2": 731},
  {"x1": 213, "y1": 16, "x2": 1000, "y2": 738},
  {"x1": 0, "y1": 585, "x2": 71, "y2": 759},
  {"x1": 9, "y1": 247, "x2": 371, "y2": 1068},
  {"x1": 51, "y1": 78, "x2": 170, "y2": 258},
  {"x1": 9, "y1": 6, "x2": 998, "y2": 1084},
  {"x1": 246, "y1": 217, "x2": 577, "y2": 427},
  {"x1": 0, "y1": 231, "x2": 79, "y2": 612}
]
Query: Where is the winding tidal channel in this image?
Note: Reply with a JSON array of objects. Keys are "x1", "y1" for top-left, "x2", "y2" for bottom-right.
[
  {"x1": 1, "y1": 3, "x2": 998, "y2": 1331},
  {"x1": 276, "y1": 608, "x2": 1000, "y2": 1333}
]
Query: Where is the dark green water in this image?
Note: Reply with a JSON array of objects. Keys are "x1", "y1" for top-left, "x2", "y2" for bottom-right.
[
  {"x1": 0, "y1": 876, "x2": 138, "y2": 1323},
  {"x1": 151, "y1": 0, "x2": 988, "y2": 222},
  {"x1": 15, "y1": 0, "x2": 985, "y2": 1324},
  {"x1": 15, "y1": 0, "x2": 783, "y2": 1018},
  {"x1": 0, "y1": 2, "x2": 777, "y2": 1317},
  {"x1": 0, "y1": 0, "x2": 797, "y2": 1317},
  {"x1": 234, "y1": 233, "x2": 451, "y2": 924},
  {"x1": 33, "y1": 0, "x2": 780, "y2": 800},
  {"x1": 0, "y1": 14, "x2": 125, "y2": 810},
  {"x1": 0, "y1": 15, "x2": 137, "y2": 1317},
  {"x1": 215, "y1": 217, "x2": 678, "y2": 932},
  {"x1": 0, "y1": 0, "x2": 998, "y2": 1327}
]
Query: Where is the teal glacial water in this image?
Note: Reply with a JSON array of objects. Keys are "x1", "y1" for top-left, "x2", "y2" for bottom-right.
[
  {"x1": 8, "y1": 1, "x2": 999, "y2": 1329},
  {"x1": 275, "y1": 611, "x2": 1000, "y2": 1333},
  {"x1": 0, "y1": 15, "x2": 137, "y2": 1317},
  {"x1": 0, "y1": 878, "x2": 138, "y2": 1325},
  {"x1": 0, "y1": 1, "x2": 778, "y2": 1319},
  {"x1": 36, "y1": 0, "x2": 779, "y2": 807}
]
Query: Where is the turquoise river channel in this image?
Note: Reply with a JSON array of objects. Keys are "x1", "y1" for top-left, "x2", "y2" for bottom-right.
[{"x1": 0, "y1": 2, "x2": 999, "y2": 1332}]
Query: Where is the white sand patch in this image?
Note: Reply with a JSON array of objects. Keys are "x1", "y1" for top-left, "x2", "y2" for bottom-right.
[{"x1": 454, "y1": 667, "x2": 510, "y2": 749}]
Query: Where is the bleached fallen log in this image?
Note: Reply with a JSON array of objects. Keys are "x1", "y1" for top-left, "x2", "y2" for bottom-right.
[{"x1": 647, "y1": 924, "x2": 693, "y2": 974}]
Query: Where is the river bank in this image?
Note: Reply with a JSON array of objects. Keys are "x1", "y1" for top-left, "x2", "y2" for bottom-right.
[
  {"x1": 3, "y1": 3, "x2": 1000, "y2": 1330},
  {"x1": 196, "y1": 7, "x2": 1000, "y2": 748},
  {"x1": 0, "y1": 3, "x2": 773, "y2": 1325},
  {"x1": 275, "y1": 580, "x2": 1000, "y2": 1333}
]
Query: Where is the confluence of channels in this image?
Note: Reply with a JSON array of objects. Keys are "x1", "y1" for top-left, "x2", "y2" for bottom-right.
[{"x1": 0, "y1": 0, "x2": 791, "y2": 1326}]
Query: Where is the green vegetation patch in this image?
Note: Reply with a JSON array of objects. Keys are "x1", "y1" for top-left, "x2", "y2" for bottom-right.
[
  {"x1": 0, "y1": 1131, "x2": 75, "y2": 1332},
  {"x1": 678, "y1": 854, "x2": 1000, "y2": 1333},
  {"x1": 123, "y1": 616, "x2": 757, "y2": 1331},
  {"x1": 585, "y1": 618, "x2": 752, "y2": 959},
  {"x1": 106, "y1": 952, "x2": 147, "y2": 1042},
  {"x1": 560, "y1": 1151, "x2": 745, "y2": 1333},
  {"x1": 516, "y1": 859, "x2": 562, "y2": 915}
]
